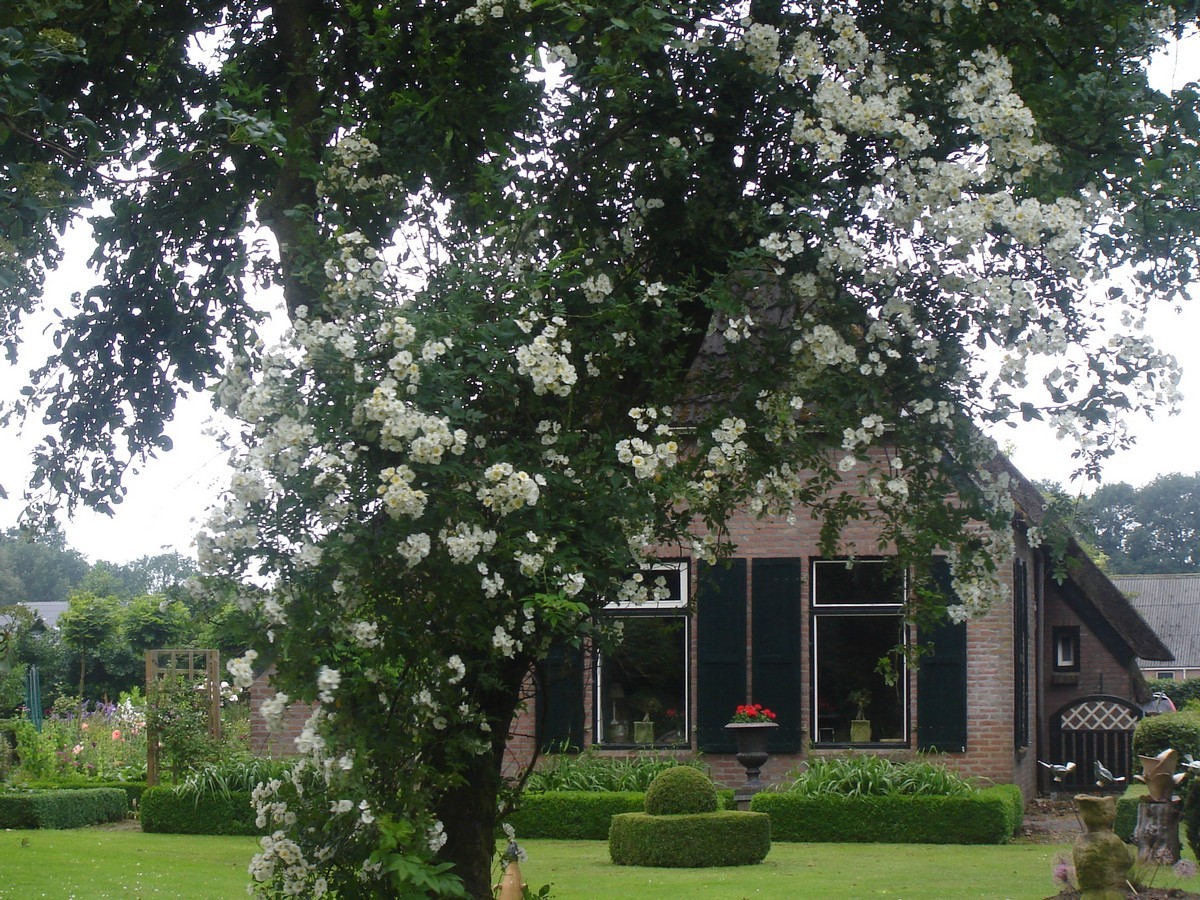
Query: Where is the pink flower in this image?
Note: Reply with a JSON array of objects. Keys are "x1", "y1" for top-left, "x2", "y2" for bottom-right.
[
  {"x1": 81, "y1": 722, "x2": 89, "y2": 730},
  {"x1": 111, "y1": 729, "x2": 122, "y2": 741},
  {"x1": 72, "y1": 744, "x2": 83, "y2": 755}
]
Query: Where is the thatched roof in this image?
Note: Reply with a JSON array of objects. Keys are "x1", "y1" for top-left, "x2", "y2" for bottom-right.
[{"x1": 996, "y1": 456, "x2": 1173, "y2": 662}]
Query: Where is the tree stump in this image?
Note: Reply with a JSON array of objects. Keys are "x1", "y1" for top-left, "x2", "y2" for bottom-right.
[{"x1": 1134, "y1": 796, "x2": 1183, "y2": 865}]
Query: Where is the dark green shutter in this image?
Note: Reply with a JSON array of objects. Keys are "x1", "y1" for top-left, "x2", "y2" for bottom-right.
[
  {"x1": 537, "y1": 642, "x2": 584, "y2": 752},
  {"x1": 696, "y1": 559, "x2": 747, "y2": 753},
  {"x1": 751, "y1": 558, "x2": 804, "y2": 752},
  {"x1": 917, "y1": 559, "x2": 968, "y2": 752}
]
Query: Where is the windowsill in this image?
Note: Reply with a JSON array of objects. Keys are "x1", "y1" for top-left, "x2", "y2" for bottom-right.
[
  {"x1": 1051, "y1": 672, "x2": 1081, "y2": 686},
  {"x1": 814, "y1": 741, "x2": 910, "y2": 749},
  {"x1": 595, "y1": 742, "x2": 690, "y2": 751}
]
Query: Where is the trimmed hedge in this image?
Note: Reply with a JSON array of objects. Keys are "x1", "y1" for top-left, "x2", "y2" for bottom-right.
[
  {"x1": 1114, "y1": 784, "x2": 1147, "y2": 842},
  {"x1": 508, "y1": 791, "x2": 646, "y2": 839},
  {"x1": 609, "y1": 811, "x2": 771, "y2": 867},
  {"x1": 509, "y1": 790, "x2": 737, "y2": 840},
  {"x1": 24, "y1": 779, "x2": 147, "y2": 811},
  {"x1": 139, "y1": 786, "x2": 259, "y2": 835},
  {"x1": 1132, "y1": 711, "x2": 1200, "y2": 763},
  {"x1": 645, "y1": 766, "x2": 719, "y2": 816},
  {"x1": 750, "y1": 784, "x2": 1023, "y2": 844},
  {"x1": 0, "y1": 788, "x2": 128, "y2": 829}
]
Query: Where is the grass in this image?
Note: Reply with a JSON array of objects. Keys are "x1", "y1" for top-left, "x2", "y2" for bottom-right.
[
  {"x1": 0, "y1": 827, "x2": 258, "y2": 898},
  {"x1": 2, "y1": 829, "x2": 1199, "y2": 899}
]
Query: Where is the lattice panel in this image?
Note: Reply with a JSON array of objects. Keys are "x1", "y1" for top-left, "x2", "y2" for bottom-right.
[{"x1": 1060, "y1": 700, "x2": 1139, "y2": 732}]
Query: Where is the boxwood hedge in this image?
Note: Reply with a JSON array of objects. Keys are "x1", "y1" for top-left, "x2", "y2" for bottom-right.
[
  {"x1": 750, "y1": 784, "x2": 1023, "y2": 844},
  {"x1": 0, "y1": 787, "x2": 128, "y2": 829},
  {"x1": 508, "y1": 790, "x2": 738, "y2": 840},
  {"x1": 139, "y1": 786, "x2": 260, "y2": 835},
  {"x1": 609, "y1": 811, "x2": 771, "y2": 867}
]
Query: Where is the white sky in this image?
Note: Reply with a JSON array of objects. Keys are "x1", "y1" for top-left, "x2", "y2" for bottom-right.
[{"x1": 1, "y1": 34, "x2": 1197, "y2": 565}]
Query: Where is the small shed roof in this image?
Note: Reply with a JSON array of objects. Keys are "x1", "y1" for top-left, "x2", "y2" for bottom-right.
[
  {"x1": 16, "y1": 601, "x2": 69, "y2": 629},
  {"x1": 1111, "y1": 574, "x2": 1200, "y2": 669}
]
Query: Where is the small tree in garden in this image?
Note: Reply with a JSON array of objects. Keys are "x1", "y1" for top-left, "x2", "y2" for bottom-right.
[{"x1": 7, "y1": 1, "x2": 1200, "y2": 896}]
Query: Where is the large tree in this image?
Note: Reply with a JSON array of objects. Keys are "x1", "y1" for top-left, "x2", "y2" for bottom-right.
[
  {"x1": 4, "y1": 1, "x2": 1200, "y2": 896},
  {"x1": 1078, "y1": 473, "x2": 1200, "y2": 573}
]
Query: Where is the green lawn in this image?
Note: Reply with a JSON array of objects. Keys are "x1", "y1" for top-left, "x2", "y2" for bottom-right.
[{"x1": 2, "y1": 830, "x2": 1198, "y2": 899}]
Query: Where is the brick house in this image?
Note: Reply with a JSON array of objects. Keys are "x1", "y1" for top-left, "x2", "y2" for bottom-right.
[
  {"x1": 504, "y1": 456, "x2": 1171, "y2": 800},
  {"x1": 248, "y1": 457, "x2": 1170, "y2": 800}
]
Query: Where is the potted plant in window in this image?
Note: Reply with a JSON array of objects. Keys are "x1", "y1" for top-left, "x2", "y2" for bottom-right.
[
  {"x1": 725, "y1": 704, "x2": 778, "y2": 803},
  {"x1": 632, "y1": 695, "x2": 662, "y2": 744},
  {"x1": 848, "y1": 689, "x2": 871, "y2": 743}
]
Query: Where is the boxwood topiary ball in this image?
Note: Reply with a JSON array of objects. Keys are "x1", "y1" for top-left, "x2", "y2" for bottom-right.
[{"x1": 644, "y1": 765, "x2": 718, "y2": 816}]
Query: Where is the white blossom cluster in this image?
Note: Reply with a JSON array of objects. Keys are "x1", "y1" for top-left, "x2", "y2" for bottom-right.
[
  {"x1": 739, "y1": 22, "x2": 781, "y2": 75},
  {"x1": 514, "y1": 318, "x2": 578, "y2": 396},
  {"x1": 454, "y1": 0, "x2": 530, "y2": 25},
  {"x1": 476, "y1": 463, "x2": 544, "y2": 515},
  {"x1": 226, "y1": 649, "x2": 258, "y2": 690},
  {"x1": 439, "y1": 522, "x2": 499, "y2": 564},
  {"x1": 615, "y1": 436, "x2": 679, "y2": 480}
]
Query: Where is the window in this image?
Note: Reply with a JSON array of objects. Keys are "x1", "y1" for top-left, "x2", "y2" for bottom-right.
[
  {"x1": 1053, "y1": 626, "x2": 1081, "y2": 672},
  {"x1": 1158, "y1": 671, "x2": 1176, "y2": 681},
  {"x1": 596, "y1": 562, "x2": 689, "y2": 747},
  {"x1": 811, "y1": 559, "x2": 907, "y2": 745}
]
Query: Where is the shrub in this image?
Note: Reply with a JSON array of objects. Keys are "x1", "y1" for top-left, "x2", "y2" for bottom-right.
[
  {"x1": 645, "y1": 766, "x2": 718, "y2": 815},
  {"x1": 1132, "y1": 711, "x2": 1200, "y2": 764},
  {"x1": 509, "y1": 791, "x2": 647, "y2": 839},
  {"x1": 12, "y1": 719, "x2": 56, "y2": 780},
  {"x1": 23, "y1": 778, "x2": 146, "y2": 811},
  {"x1": 508, "y1": 790, "x2": 737, "y2": 840},
  {"x1": 0, "y1": 787, "x2": 127, "y2": 829},
  {"x1": 139, "y1": 785, "x2": 260, "y2": 835},
  {"x1": 751, "y1": 784, "x2": 1020, "y2": 844},
  {"x1": 1116, "y1": 784, "x2": 1149, "y2": 842},
  {"x1": 524, "y1": 749, "x2": 705, "y2": 792},
  {"x1": 609, "y1": 811, "x2": 771, "y2": 867},
  {"x1": 781, "y1": 754, "x2": 976, "y2": 797}
]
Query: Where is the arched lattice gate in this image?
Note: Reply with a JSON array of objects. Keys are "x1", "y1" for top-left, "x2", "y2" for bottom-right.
[{"x1": 1047, "y1": 694, "x2": 1142, "y2": 794}]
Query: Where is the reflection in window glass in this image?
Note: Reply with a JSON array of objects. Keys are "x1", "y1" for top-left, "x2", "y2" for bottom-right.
[{"x1": 597, "y1": 615, "x2": 688, "y2": 746}]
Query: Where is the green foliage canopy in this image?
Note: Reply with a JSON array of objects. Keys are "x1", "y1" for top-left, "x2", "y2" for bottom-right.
[{"x1": 4, "y1": 1, "x2": 1200, "y2": 898}]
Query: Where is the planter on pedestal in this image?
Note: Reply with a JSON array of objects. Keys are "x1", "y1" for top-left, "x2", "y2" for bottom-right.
[
  {"x1": 850, "y1": 719, "x2": 871, "y2": 743},
  {"x1": 725, "y1": 721, "x2": 778, "y2": 810}
]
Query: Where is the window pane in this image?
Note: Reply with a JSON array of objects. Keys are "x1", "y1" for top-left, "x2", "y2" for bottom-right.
[
  {"x1": 813, "y1": 560, "x2": 905, "y2": 606},
  {"x1": 814, "y1": 615, "x2": 906, "y2": 743},
  {"x1": 598, "y1": 616, "x2": 687, "y2": 745}
]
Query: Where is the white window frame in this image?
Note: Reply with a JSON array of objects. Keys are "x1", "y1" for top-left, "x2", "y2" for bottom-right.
[{"x1": 596, "y1": 561, "x2": 690, "y2": 746}]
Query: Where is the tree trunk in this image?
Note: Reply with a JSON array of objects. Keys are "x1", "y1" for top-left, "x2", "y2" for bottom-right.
[
  {"x1": 435, "y1": 677, "x2": 523, "y2": 899},
  {"x1": 436, "y1": 751, "x2": 504, "y2": 899},
  {"x1": 1134, "y1": 797, "x2": 1183, "y2": 865}
]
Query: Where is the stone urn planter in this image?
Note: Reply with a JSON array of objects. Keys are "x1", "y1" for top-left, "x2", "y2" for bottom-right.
[{"x1": 725, "y1": 721, "x2": 778, "y2": 808}]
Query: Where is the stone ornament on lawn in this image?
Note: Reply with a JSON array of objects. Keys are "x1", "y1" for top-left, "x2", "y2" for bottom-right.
[
  {"x1": 1072, "y1": 794, "x2": 1133, "y2": 900},
  {"x1": 1136, "y1": 749, "x2": 1187, "y2": 803},
  {"x1": 1132, "y1": 748, "x2": 1187, "y2": 866}
]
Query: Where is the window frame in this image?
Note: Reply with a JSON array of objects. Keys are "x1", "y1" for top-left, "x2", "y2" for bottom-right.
[
  {"x1": 594, "y1": 560, "x2": 691, "y2": 749},
  {"x1": 810, "y1": 558, "x2": 910, "y2": 747},
  {"x1": 1052, "y1": 625, "x2": 1081, "y2": 673}
]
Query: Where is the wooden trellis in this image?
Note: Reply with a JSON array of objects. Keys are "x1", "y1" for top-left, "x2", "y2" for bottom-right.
[{"x1": 145, "y1": 649, "x2": 221, "y2": 785}]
